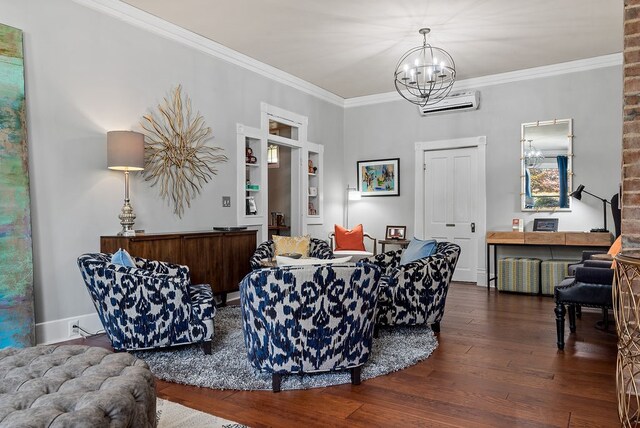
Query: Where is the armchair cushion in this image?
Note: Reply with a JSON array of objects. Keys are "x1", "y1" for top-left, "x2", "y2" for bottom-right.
[
  {"x1": 334, "y1": 224, "x2": 366, "y2": 251},
  {"x1": 400, "y1": 238, "x2": 437, "y2": 265}
]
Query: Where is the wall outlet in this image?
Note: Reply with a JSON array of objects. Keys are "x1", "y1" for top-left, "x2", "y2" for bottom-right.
[
  {"x1": 222, "y1": 196, "x2": 231, "y2": 207},
  {"x1": 68, "y1": 320, "x2": 79, "y2": 337}
]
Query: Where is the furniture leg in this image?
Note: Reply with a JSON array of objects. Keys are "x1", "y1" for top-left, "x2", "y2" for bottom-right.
[
  {"x1": 219, "y1": 293, "x2": 227, "y2": 307},
  {"x1": 555, "y1": 303, "x2": 566, "y2": 350},
  {"x1": 350, "y1": 366, "x2": 361, "y2": 385},
  {"x1": 202, "y1": 340, "x2": 212, "y2": 355},
  {"x1": 431, "y1": 321, "x2": 441, "y2": 333},
  {"x1": 576, "y1": 305, "x2": 582, "y2": 319},
  {"x1": 373, "y1": 324, "x2": 379, "y2": 339},
  {"x1": 568, "y1": 305, "x2": 576, "y2": 333},
  {"x1": 272, "y1": 374, "x2": 282, "y2": 393},
  {"x1": 486, "y1": 243, "x2": 490, "y2": 290}
]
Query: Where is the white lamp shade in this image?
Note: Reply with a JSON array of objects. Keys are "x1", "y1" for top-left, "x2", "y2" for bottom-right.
[
  {"x1": 348, "y1": 188, "x2": 361, "y2": 200},
  {"x1": 107, "y1": 130, "x2": 145, "y2": 171}
]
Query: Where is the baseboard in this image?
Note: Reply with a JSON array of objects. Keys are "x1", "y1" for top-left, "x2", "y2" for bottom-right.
[{"x1": 36, "y1": 312, "x2": 104, "y2": 345}]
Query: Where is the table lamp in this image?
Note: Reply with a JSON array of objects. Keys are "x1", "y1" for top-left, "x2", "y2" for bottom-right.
[
  {"x1": 569, "y1": 184, "x2": 610, "y2": 233},
  {"x1": 107, "y1": 131, "x2": 145, "y2": 236}
]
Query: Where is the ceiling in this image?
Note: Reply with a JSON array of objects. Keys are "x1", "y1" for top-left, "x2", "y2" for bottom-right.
[{"x1": 122, "y1": 0, "x2": 623, "y2": 99}]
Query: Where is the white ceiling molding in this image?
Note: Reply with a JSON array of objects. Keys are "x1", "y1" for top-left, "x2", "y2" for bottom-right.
[
  {"x1": 73, "y1": 0, "x2": 344, "y2": 107},
  {"x1": 75, "y1": 0, "x2": 621, "y2": 110},
  {"x1": 344, "y1": 53, "x2": 622, "y2": 108}
]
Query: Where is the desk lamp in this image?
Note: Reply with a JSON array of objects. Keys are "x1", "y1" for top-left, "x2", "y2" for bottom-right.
[
  {"x1": 569, "y1": 184, "x2": 610, "y2": 233},
  {"x1": 107, "y1": 131, "x2": 145, "y2": 236}
]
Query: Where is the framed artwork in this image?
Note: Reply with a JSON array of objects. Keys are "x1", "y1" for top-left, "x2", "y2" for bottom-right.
[
  {"x1": 533, "y1": 218, "x2": 558, "y2": 232},
  {"x1": 357, "y1": 158, "x2": 400, "y2": 196},
  {"x1": 385, "y1": 225, "x2": 406, "y2": 240}
]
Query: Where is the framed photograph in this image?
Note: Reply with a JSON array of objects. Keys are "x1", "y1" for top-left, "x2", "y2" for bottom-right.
[
  {"x1": 357, "y1": 158, "x2": 400, "y2": 196},
  {"x1": 533, "y1": 218, "x2": 558, "y2": 232},
  {"x1": 385, "y1": 225, "x2": 406, "y2": 240}
]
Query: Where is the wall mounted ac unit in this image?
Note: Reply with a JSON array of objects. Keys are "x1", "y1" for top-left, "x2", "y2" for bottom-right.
[{"x1": 419, "y1": 91, "x2": 480, "y2": 116}]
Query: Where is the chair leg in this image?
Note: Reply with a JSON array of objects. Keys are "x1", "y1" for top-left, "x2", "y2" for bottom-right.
[
  {"x1": 568, "y1": 305, "x2": 577, "y2": 333},
  {"x1": 202, "y1": 340, "x2": 212, "y2": 355},
  {"x1": 576, "y1": 305, "x2": 582, "y2": 319},
  {"x1": 373, "y1": 324, "x2": 379, "y2": 339},
  {"x1": 555, "y1": 303, "x2": 566, "y2": 350},
  {"x1": 272, "y1": 374, "x2": 282, "y2": 393},
  {"x1": 350, "y1": 366, "x2": 361, "y2": 385},
  {"x1": 432, "y1": 321, "x2": 441, "y2": 333}
]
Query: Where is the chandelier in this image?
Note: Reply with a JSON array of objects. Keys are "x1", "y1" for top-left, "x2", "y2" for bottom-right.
[
  {"x1": 394, "y1": 28, "x2": 456, "y2": 107},
  {"x1": 524, "y1": 140, "x2": 544, "y2": 168}
]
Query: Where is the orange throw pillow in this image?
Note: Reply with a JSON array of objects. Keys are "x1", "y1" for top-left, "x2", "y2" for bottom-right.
[
  {"x1": 608, "y1": 236, "x2": 622, "y2": 257},
  {"x1": 334, "y1": 224, "x2": 366, "y2": 251}
]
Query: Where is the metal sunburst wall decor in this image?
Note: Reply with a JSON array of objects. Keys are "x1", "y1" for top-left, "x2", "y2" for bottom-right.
[{"x1": 140, "y1": 85, "x2": 227, "y2": 218}]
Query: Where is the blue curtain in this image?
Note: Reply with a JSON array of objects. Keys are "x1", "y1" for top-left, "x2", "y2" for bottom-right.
[
  {"x1": 525, "y1": 168, "x2": 532, "y2": 208},
  {"x1": 557, "y1": 155, "x2": 568, "y2": 208}
]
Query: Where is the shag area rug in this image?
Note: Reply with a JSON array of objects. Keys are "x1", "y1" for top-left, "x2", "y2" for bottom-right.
[
  {"x1": 136, "y1": 306, "x2": 438, "y2": 391},
  {"x1": 156, "y1": 398, "x2": 246, "y2": 428}
]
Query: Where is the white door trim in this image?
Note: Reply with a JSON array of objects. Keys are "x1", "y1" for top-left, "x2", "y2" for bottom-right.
[{"x1": 414, "y1": 136, "x2": 487, "y2": 286}]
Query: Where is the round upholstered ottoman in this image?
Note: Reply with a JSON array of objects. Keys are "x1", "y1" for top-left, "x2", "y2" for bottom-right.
[{"x1": 0, "y1": 345, "x2": 155, "y2": 427}]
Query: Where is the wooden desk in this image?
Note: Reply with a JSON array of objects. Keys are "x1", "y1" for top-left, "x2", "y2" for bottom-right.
[
  {"x1": 379, "y1": 239, "x2": 410, "y2": 253},
  {"x1": 486, "y1": 231, "x2": 613, "y2": 290}
]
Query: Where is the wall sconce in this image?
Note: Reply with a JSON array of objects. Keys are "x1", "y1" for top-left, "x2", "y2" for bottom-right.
[{"x1": 107, "y1": 130, "x2": 145, "y2": 236}]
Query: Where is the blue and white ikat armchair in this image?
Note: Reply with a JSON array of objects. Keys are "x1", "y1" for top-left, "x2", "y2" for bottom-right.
[
  {"x1": 249, "y1": 238, "x2": 333, "y2": 270},
  {"x1": 77, "y1": 253, "x2": 215, "y2": 353},
  {"x1": 364, "y1": 242, "x2": 461, "y2": 333},
  {"x1": 239, "y1": 263, "x2": 381, "y2": 392}
]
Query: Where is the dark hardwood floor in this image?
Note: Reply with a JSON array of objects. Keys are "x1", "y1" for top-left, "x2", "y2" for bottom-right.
[{"x1": 64, "y1": 283, "x2": 618, "y2": 427}]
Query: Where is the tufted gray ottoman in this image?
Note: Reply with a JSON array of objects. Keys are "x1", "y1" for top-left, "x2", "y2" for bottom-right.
[{"x1": 0, "y1": 345, "x2": 156, "y2": 427}]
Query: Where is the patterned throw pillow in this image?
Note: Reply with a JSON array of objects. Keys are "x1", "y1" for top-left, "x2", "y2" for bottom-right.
[
  {"x1": 273, "y1": 235, "x2": 311, "y2": 257},
  {"x1": 111, "y1": 248, "x2": 135, "y2": 267},
  {"x1": 334, "y1": 224, "x2": 366, "y2": 251}
]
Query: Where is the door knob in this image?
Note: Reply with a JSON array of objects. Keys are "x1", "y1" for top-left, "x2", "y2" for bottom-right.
[{"x1": 471, "y1": 222, "x2": 476, "y2": 233}]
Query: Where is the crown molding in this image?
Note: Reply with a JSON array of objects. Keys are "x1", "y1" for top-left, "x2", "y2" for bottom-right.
[
  {"x1": 73, "y1": 0, "x2": 344, "y2": 107},
  {"x1": 344, "y1": 53, "x2": 623, "y2": 108}
]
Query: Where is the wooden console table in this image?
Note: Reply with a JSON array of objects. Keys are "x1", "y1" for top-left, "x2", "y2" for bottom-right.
[
  {"x1": 100, "y1": 230, "x2": 257, "y2": 305},
  {"x1": 486, "y1": 231, "x2": 613, "y2": 290},
  {"x1": 379, "y1": 239, "x2": 410, "y2": 253}
]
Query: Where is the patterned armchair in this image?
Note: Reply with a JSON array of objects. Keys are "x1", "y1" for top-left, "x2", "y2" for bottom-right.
[
  {"x1": 364, "y1": 242, "x2": 461, "y2": 332},
  {"x1": 249, "y1": 238, "x2": 333, "y2": 270},
  {"x1": 77, "y1": 253, "x2": 215, "y2": 353},
  {"x1": 239, "y1": 263, "x2": 381, "y2": 392}
]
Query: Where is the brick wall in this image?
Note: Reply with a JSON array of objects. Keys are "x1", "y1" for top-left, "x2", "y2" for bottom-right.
[{"x1": 624, "y1": 0, "x2": 640, "y2": 248}]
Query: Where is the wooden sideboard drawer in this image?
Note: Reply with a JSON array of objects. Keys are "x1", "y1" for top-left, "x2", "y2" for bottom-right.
[{"x1": 524, "y1": 232, "x2": 566, "y2": 246}]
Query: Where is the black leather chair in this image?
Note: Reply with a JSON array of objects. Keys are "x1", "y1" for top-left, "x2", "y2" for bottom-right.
[{"x1": 554, "y1": 262, "x2": 614, "y2": 350}]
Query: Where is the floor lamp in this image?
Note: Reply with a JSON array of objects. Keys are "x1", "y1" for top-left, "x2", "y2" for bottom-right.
[
  {"x1": 345, "y1": 185, "x2": 361, "y2": 228},
  {"x1": 107, "y1": 131, "x2": 145, "y2": 236},
  {"x1": 569, "y1": 184, "x2": 610, "y2": 233}
]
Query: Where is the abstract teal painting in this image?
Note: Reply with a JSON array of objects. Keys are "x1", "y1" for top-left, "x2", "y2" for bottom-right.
[{"x1": 0, "y1": 23, "x2": 34, "y2": 348}]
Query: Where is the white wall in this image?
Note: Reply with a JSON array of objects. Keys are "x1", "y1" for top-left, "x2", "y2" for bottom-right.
[
  {"x1": 1, "y1": 0, "x2": 345, "y2": 341},
  {"x1": 344, "y1": 67, "x2": 622, "y2": 258}
]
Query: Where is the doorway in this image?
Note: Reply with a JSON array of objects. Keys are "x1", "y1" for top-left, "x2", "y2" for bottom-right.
[
  {"x1": 414, "y1": 137, "x2": 487, "y2": 284},
  {"x1": 267, "y1": 144, "x2": 292, "y2": 239}
]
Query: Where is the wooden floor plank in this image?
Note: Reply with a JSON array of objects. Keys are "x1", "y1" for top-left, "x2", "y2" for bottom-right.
[{"x1": 60, "y1": 282, "x2": 619, "y2": 426}]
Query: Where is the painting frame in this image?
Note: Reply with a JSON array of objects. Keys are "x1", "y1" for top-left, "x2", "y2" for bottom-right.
[
  {"x1": 357, "y1": 158, "x2": 400, "y2": 197},
  {"x1": 385, "y1": 225, "x2": 407, "y2": 240}
]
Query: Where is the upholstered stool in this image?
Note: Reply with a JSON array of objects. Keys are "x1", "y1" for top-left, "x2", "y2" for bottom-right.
[
  {"x1": 541, "y1": 259, "x2": 577, "y2": 295},
  {"x1": 0, "y1": 345, "x2": 156, "y2": 427},
  {"x1": 497, "y1": 257, "x2": 541, "y2": 294}
]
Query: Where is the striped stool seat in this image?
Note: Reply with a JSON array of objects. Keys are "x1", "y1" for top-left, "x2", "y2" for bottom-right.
[
  {"x1": 541, "y1": 259, "x2": 578, "y2": 296},
  {"x1": 497, "y1": 257, "x2": 541, "y2": 294}
]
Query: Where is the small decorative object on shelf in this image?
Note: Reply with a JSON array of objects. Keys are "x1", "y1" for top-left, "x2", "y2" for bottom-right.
[
  {"x1": 246, "y1": 147, "x2": 257, "y2": 164},
  {"x1": 309, "y1": 186, "x2": 317, "y2": 197},
  {"x1": 245, "y1": 181, "x2": 260, "y2": 191},
  {"x1": 385, "y1": 225, "x2": 406, "y2": 240},
  {"x1": 308, "y1": 202, "x2": 317, "y2": 216},
  {"x1": 512, "y1": 218, "x2": 524, "y2": 232},
  {"x1": 246, "y1": 196, "x2": 257, "y2": 215},
  {"x1": 308, "y1": 159, "x2": 317, "y2": 174}
]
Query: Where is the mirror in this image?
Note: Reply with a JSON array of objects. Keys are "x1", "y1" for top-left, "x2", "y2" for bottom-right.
[{"x1": 521, "y1": 119, "x2": 573, "y2": 211}]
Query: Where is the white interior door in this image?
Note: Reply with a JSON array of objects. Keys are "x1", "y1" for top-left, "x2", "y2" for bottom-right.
[{"x1": 423, "y1": 147, "x2": 478, "y2": 282}]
